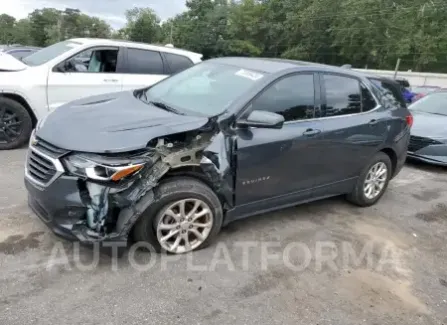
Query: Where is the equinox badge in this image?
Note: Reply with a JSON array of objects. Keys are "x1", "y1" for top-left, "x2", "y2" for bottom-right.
[{"x1": 242, "y1": 176, "x2": 270, "y2": 186}]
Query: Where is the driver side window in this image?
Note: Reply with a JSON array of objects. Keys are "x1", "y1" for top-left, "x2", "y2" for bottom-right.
[
  {"x1": 251, "y1": 73, "x2": 316, "y2": 122},
  {"x1": 55, "y1": 47, "x2": 119, "y2": 73}
]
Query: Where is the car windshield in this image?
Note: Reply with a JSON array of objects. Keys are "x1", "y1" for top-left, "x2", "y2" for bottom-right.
[
  {"x1": 142, "y1": 61, "x2": 266, "y2": 116},
  {"x1": 22, "y1": 40, "x2": 82, "y2": 66},
  {"x1": 409, "y1": 92, "x2": 447, "y2": 115}
]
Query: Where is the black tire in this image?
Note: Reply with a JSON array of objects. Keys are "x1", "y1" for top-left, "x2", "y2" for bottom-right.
[
  {"x1": 347, "y1": 152, "x2": 392, "y2": 207},
  {"x1": 0, "y1": 97, "x2": 33, "y2": 150},
  {"x1": 132, "y1": 177, "x2": 223, "y2": 253}
]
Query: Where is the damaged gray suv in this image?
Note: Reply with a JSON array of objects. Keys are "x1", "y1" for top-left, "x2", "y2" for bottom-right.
[{"x1": 25, "y1": 58, "x2": 412, "y2": 254}]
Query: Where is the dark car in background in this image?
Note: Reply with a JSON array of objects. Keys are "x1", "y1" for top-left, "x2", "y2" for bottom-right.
[
  {"x1": 1, "y1": 46, "x2": 41, "y2": 60},
  {"x1": 407, "y1": 90, "x2": 447, "y2": 166},
  {"x1": 24, "y1": 58, "x2": 412, "y2": 254}
]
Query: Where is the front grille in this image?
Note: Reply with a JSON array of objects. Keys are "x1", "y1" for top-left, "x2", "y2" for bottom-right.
[
  {"x1": 408, "y1": 135, "x2": 442, "y2": 152},
  {"x1": 27, "y1": 150, "x2": 57, "y2": 184},
  {"x1": 33, "y1": 138, "x2": 70, "y2": 158}
]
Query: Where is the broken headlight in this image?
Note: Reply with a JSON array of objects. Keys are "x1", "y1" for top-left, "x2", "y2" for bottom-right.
[{"x1": 63, "y1": 154, "x2": 145, "y2": 182}]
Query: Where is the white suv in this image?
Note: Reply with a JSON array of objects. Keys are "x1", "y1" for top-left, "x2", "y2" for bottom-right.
[{"x1": 0, "y1": 38, "x2": 203, "y2": 149}]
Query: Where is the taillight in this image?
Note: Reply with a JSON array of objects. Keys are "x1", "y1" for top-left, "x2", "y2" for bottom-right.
[{"x1": 406, "y1": 113, "x2": 413, "y2": 128}]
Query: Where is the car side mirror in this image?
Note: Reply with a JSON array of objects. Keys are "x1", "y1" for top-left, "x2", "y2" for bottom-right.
[{"x1": 237, "y1": 110, "x2": 284, "y2": 129}]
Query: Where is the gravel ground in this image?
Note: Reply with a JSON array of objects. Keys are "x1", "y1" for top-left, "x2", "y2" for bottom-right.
[{"x1": 0, "y1": 148, "x2": 446, "y2": 325}]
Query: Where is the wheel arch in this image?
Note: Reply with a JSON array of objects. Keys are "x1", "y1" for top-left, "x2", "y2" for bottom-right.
[
  {"x1": 380, "y1": 147, "x2": 398, "y2": 176},
  {"x1": 160, "y1": 166, "x2": 228, "y2": 206},
  {"x1": 0, "y1": 93, "x2": 37, "y2": 127}
]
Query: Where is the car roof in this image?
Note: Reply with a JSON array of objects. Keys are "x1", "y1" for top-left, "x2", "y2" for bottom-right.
[
  {"x1": 207, "y1": 57, "x2": 386, "y2": 80},
  {"x1": 69, "y1": 38, "x2": 202, "y2": 60}
]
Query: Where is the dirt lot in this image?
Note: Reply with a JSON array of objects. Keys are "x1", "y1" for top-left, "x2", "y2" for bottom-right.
[{"x1": 0, "y1": 148, "x2": 446, "y2": 325}]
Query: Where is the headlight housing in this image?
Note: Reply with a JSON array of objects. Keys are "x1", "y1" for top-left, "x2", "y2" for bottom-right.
[{"x1": 63, "y1": 154, "x2": 146, "y2": 182}]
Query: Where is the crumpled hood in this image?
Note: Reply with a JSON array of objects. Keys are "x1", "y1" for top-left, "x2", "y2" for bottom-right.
[
  {"x1": 0, "y1": 52, "x2": 28, "y2": 71},
  {"x1": 36, "y1": 91, "x2": 210, "y2": 153},
  {"x1": 410, "y1": 110, "x2": 447, "y2": 140}
]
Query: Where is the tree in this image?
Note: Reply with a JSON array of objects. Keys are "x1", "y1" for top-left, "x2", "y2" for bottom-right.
[
  {"x1": 0, "y1": 1, "x2": 446, "y2": 72},
  {"x1": 12, "y1": 19, "x2": 32, "y2": 45},
  {"x1": 88, "y1": 17, "x2": 111, "y2": 38},
  {"x1": 29, "y1": 8, "x2": 62, "y2": 46},
  {"x1": 124, "y1": 8, "x2": 161, "y2": 43},
  {"x1": 111, "y1": 28, "x2": 128, "y2": 40},
  {"x1": 168, "y1": 0, "x2": 232, "y2": 58},
  {"x1": 0, "y1": 14, "x2": 16, "y2": 44}
]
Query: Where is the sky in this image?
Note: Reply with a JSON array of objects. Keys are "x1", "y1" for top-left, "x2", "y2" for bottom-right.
[{"x1": 1, "y1": 0, "x2": 188, "y2": 28}]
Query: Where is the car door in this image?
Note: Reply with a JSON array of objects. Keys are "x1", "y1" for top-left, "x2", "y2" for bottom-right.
[
  {"x1": 121, "y1": 48, "x2": 168, "y2": 91},
  {"x1": 234, "y1": 73, "x2": 325, "y2": 209},
  {"x1": 47, "y1": 46, "x2": 124, "y2": 111},
  {"x1": 313, "y1": 73, "x2": 388, "y2": 195}
]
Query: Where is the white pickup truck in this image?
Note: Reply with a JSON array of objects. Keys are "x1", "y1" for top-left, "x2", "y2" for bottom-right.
[{"x1": 0, "y1": 38, "x2": 202, "y2": 149}]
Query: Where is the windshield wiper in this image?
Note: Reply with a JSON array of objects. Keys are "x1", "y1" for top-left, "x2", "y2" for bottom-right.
[{"x1": 149, "y1": 101, "x2": 185, "y2": 115}]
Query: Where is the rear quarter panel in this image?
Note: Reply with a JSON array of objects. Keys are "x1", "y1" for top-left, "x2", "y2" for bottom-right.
[{"x1": 372, "y1": 79, "x2": 411, "y2": 175}]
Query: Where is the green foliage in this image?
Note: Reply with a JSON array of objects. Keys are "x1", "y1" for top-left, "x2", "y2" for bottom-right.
[
  {"x1": 2, "y1": 1, "x2": 447, "y2": 72},
  {"x1": 0, "y1": 14, "x2": 16, "y2": 44},
  {"x1": 2, "y1": 8, "x2": 111, "y2": 47},
  {"x1": 123, "y1": 8, "x2": 161, "y2": 43},
  {"x1": 218, "y1": 39, "x2": 262, "y2": 57}
]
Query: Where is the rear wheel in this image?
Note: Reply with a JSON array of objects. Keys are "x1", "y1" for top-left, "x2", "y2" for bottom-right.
[
  {"x1": 347, "y1": 152, "x2": 392, "y2": 207},
  {"x1": 0, "y1": 97, "x2": 33, "y2": 150},
  {"x1": 133, "y1": 177, "x2": 223, "y2": 254}
]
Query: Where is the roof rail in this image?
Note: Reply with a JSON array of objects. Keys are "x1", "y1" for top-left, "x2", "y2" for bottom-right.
[{"x1": 340, "y1": 64, "x2": 352, "y2": 69}]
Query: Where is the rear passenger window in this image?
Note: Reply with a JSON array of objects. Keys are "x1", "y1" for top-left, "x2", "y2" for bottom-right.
[
  {"x1": 165, "y1": 53, "x2": 194, "y2": 74},
  {"x1": 127, "y1": 48, "x2": 164, "y2": 74},
  {"x1": 251, "y1": 74, "x2": 315, "y2": 122},
  {"x1": 361, "y1": 84, "x2": 377, "y2": 112},
  {"x1": 322, "y1": 74, "x2": 361, "y2": 117}
]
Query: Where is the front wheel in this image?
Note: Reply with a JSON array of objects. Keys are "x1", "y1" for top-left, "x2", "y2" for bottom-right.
[
  {"x1": 0, "y1": 97, "x2": 33, "y2": 150},
  {"x1": 347, "y1": 152, "x2": 392, "y2": 207},
  {"x1": 132, "y1": 177, "x2": 223, "y2": 254}
]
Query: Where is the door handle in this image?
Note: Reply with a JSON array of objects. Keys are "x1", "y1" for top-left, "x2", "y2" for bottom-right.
[
  {"x1": 104, "y1": 78, "x2": 118, "y2": 82},
  {"x1": 302, "y1": 128, "x2": 321, "y2": 137},
  {"x1": 369, "y1": 119, "x2": 378, "y2": 126}
]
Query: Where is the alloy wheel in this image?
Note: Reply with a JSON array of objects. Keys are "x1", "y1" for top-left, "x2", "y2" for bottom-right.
[
  {"x1": 0, "y1": 106, "x2": 23, "y2": 144},
  {"x1": 363, "y1": 162, "x2": 388, "y2": 200},
  {"x1": 156, "y1": 198, "x2": 214, "y2": 254}
]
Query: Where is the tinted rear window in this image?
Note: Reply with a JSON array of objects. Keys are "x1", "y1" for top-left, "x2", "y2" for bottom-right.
[
  {"x1": 322, "y1": 74, "x2": 362, "y2": 116},
  {"x1": 165, "y1": 53, "x2": 194, "y2": 74},
  {"x1": 370, "y1": 78, "x2": 406, "y2": 108},
  {"x1": 127, "y1": 48, "x2": 164, "y2": 74}
]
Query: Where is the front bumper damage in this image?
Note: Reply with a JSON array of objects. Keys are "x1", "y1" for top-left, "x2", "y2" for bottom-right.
[{"x1": 25, "y1": 125, "x2": 234, "y2": 245}]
